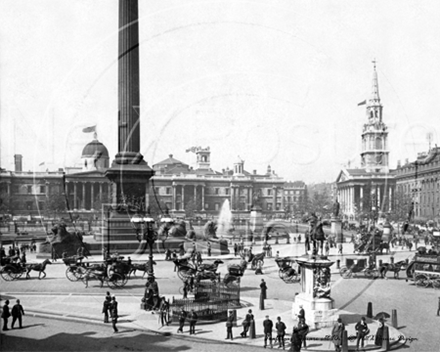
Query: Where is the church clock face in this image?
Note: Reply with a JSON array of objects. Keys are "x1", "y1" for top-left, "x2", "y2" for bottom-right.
[{"x1": 375, "y1": 153, "x2": 383, "y2": 165}]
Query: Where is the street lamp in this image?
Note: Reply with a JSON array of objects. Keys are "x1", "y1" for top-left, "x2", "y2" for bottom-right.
[
  {"x1": 131, "y1": 211, "x2": 156, "y2": 278},
  {"x1": 371, "y1": 206, "x2": 378, "y2": 266}
]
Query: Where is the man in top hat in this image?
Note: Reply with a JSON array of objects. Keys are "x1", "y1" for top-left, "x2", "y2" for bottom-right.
[
  {"x1": 263, "y1": 315, "x2": 274, "y2": 348},
  {"x1": 297, "y1": 305, "x2": 305, "y2": 321}
]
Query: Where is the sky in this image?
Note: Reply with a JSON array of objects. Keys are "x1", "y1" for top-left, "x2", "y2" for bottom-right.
[{"x1": 1, "y1": 0, "x2": 440, "y2": 183}]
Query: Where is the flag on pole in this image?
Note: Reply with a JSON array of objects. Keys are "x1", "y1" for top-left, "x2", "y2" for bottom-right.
[
  {"x1": 82, "y1": 125, "x2": 96, "y2": 133},
  {"x1": 185, "y1": 146, "x2": 198, "y2": 153},
  {"x1": 39, "y1": 162, "x2": 45, "y2": 166},
  {"x1": 357, "y1": 100, "x2": 367, "y2": 106}
]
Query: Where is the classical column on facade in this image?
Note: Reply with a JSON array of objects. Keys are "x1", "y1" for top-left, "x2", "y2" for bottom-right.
[
  {"x1": 281, "y1": 188, "x2": 285, "y2": 211},
  {"x1": 388, "y1": 187, "x2": 392, "y2": 212},
  {"x1": 248, "y1": 187, "x2": 253, "y2": 210},
  {"x1": 377, "y1": 185, "x2": 381, "y2": 210},
  {"x1": 90, "y1": 182, "x2": 95, "y2": 210},
  {"x1": 193, "y1": 185, "x2": 197, "y2": 206},
  {"x1": 181, "y1": 185, "x2": 185, "y2": 211},
  {"x1": 81, "y1": 183, "x2": 86, "y2": 209},
  {"x1": 360, "y1": 185, "x2": 364, "y2": 212},
  {"x1": 98, "y1": 183, "x2": 103, "y2": 202},
  {"x1": 230, "y1": 184, "x2": 234, "y2": 210},
  {"x1": 201, "y1": 186, "x2": 205, "y2": 211},
  {"x1": 172, "y1": 184, "x2": 177, "y2": 211},
  {"x1": 272, "y1": 186, "x2": 277, "y2": 210},
  {"x1": 73, "y1": 182, "x2": 78, "y2": 210}
]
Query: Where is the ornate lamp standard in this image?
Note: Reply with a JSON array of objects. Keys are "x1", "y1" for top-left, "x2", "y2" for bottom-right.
[{"x1": 131, "y1": 211, "x2": 157, "y2": 278}]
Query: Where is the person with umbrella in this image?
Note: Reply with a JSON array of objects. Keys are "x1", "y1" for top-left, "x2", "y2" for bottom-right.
[{"x1": 355, "y1": 317, "x2": 369, "y2": 350}]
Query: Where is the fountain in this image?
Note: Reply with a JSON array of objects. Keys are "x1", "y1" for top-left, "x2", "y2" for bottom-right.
[{"x1": 217, "y1": 200, "x2": 232, "y2": 238}]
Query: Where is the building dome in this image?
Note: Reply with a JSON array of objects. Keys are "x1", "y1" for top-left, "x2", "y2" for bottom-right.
[
  {"x1": 81, "y1": 139, "x2": 109, "y2": 171},
  {"x1": 82, "y1": 139, "x2": 109, "y2": 158}
]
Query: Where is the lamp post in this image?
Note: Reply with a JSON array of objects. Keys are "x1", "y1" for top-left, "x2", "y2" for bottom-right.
[
  {"x1": 371, "y1": 206, "x2": 378, "y2": 266},
  {"x1": 131, "y1": 212, "x2": 156, "y2": 278}
]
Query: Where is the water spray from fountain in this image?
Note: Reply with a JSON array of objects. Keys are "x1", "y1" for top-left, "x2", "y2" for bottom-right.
[{"x1": 217, "y1": 199, "x2": 232, "y2": 238}]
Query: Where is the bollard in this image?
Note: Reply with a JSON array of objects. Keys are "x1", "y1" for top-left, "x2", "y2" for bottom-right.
[
  {"x1": 249, "y1": 319, "x2": 256, "y2": 338},
  {"x1": 287, "y1": 236, "x2": 290, "y2": 244},
  {"x1": 390, "y1": 256, "x2": 394, "y2": 264},
  {"x1": 232, "y1": 309, "x2": 238, "y2": 327},
  {"x1": 336, "y1": 259, "x2": 340, "y2": 269},
  {"x1": 367, "y1": 302, "x2": 373, "y2": 318},
  {"x1": 405, "y1": 258, "x2": 409, "y2": 265},
  {"x1": 260, "y1": 292, "x2": 265, "y2": 310},
  {"x1": 341, "y1": 329, "x2": 349, "y2": 352},
  {"x1": 391, "y1": 309, "x2": 398, "y2": 328},
  {"x1": 381, "y1": 325, "x2": 390, "y2": 351}
]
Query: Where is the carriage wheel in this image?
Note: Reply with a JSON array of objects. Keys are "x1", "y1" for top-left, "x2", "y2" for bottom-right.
[
  {"x1": 364, "y1": 268, "x2": 374, "y2": 278},
  {"x1": 108, "y1": 273, "x2": 125, "y2": 288},
  {"x1": 415, "y1": 274, "x2": 428, "y2": 287},
  {"x1": 257, "y1": 259, "x2": 264, "y2": 267},
  {"x1": 66, "y1": 267, "x2": 79, "y2": 281},
  {"x1": 433, "y1": 279, "x2": 440, "y2": 289},
  {"x1": 1, "y1": 268, "x2": 15, "y2": 281},
  {"x1": 74, "y1": 266, "x2": 87, "y2": 280},
  {"x1": 340, "y1": 267, "x2": 352, "y2": 279},
  {"x1": 10, "y1": 270, "x2": 23, "y2": 281}
]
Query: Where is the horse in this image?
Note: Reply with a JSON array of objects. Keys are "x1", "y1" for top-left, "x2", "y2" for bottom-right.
[
  {"x1": 195, "y1": 270, "x2": 220, "y2": 284},
  {"x1": 82, "y1": 267, "x2": 107, "y2": 288},
  {"x1": 379, "y1": 260, "x2": 407, "y2": 279},
  {"x1": 310, "y1": 220, "x2": 326, "y2": 255},
  {"x1": 25, "y1": 259, "x2": 52, "y2": 279},
  {"x1": 129, "y1": 261, "x2": 156, "y2": 277},
  {"x1": 197, "y1": 259, "x2": 223, "y2": 273}
]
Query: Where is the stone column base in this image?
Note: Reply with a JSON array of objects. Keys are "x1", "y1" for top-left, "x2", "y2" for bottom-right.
[{"x1": 292, "y1": 293, "x2": 339, "y2": 329}]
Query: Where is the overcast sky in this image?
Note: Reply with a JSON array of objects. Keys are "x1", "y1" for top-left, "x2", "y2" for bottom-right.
[{"x1": 1, "y1": 0, "x2": 439, "y2": 182}]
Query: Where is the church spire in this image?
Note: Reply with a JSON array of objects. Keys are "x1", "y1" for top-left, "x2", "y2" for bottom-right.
[{"x1": 369, "y1": 59, "x2": 380, "y2": 104}]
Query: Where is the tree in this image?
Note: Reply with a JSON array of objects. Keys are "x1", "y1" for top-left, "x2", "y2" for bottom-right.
[{"x1": 390, "y1": 189, "x2": 413, "y2": 222}]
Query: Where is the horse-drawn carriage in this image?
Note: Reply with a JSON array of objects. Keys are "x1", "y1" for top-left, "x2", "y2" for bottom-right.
[
  {"x1": 339, "y1": 258, "x2": 380, "y2": 279},
  {"x1": 353, "y1": 232, "x2": 389, "y2": 254},
  {"x1": 0, "y1": 257, "x2": 52, "y2": 281},
  {"x1": 174, "y1": 258, "x2": 223, "y2": 285},
  {"x1": 275, "y1": 257, "x2": 300, "y2": 284},
  {"x1": 63, "y1": 256, "x2": 130, "y2": 288},
  {"x1": 223, "y1": 259, "x2": 248, "y2": 287}
]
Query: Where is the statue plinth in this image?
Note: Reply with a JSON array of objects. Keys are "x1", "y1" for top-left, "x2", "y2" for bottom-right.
[
  {"x1": 249, "y1": 205, "x2": 263, "y2": 240},
  {"x1": 292, "y1": 257, "x2": 338, "y2": 329},
  {"x1": 331, "y1": 216, "x2": 343, "y2": 243}
]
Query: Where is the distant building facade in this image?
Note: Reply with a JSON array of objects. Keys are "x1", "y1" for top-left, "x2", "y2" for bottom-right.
[
  {"x1": 335, "y1": 64, "x2": 396, "y2": 221},
  {"x1": 1, "y1": 144, "x2": 306, "y2": 219}
]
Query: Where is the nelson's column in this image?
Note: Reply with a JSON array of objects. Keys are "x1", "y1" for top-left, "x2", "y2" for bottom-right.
[{"x1": 102, "y1": 0, "x2": 155, "y2": 254}]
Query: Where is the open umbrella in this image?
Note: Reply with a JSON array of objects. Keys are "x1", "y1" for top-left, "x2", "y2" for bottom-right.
[{"x1": 374, "y1": 312, "x2": 390, "y2": 320}]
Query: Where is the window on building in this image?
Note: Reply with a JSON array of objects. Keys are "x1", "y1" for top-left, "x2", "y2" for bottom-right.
[
  {"x1": 154, "y1": 187, "x2": 160, "y2": 195},
  {"x1": 215, "y1": 203, "x2": 219, "y2": 211},
  {"x1": 26, "y1": 201, "x2": 33, "y2": 210},
  {"x1": 215, "y1": 188, "x2": 220, "y2": 195},
  {"x1": 225, "y1": 188, "x2": 230, "y2": 195},
  {"x1": 27, "y1": 185, "x2": 32, "y2": 194},
  {"x1": 12, "y1": 185, "x2": 19, "y2": 194},
  {"x1": 267, "y1": 189, "x2": 272, "y2": 196},
  {"x1": 267, "y1": 203, "x2": 272, "y2": 210},
  {"x1": 166, "y1": 187, "x2": 171, "y2": 195},
  {"x1": 205, "y1": 203, "x2": 209, "y2": 210},
  {"x1": 38, "y1": 202, "x2": 45, "y2": 210},
  {"x1": 40, "y1": 185, "x2": 46, "y2": 194},
  {"x1": 166, "y1": 202, "x2": 172, "y2": 209},
  {"x1": 276, "y1": 203, "x2": 281, "y2": 210}
]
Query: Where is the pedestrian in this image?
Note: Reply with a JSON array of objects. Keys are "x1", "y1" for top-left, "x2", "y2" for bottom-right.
[
  {"x1": 225, "y1": 310, "x2": 234, "y2": 340},
  {"x1": 20, "y1": 251, "x2": 27, "y2": 265},
  {"x1": 355, "y1": 316, "x2": 369, "y2": 350},
  {"x1": 298, "y1": 234, "x2": 301, "y2": 243},
  {"x1": 437, "y1": 297, "x2": 440, "y2": 316},
  {"x1": 297, "y1": 318, "x2": 309, "y2": 349},
  {"x1": 260, "y1": 279, "x2": 268, "y2": 310},
  {"x1": 338, "y1": 243, "x2": 343, "y2": 255},
  {"x1": 241, "y1": 309, "x2": 253, "y2": 337},
  {"x1": 188, "y1": 309, "x2": 198, "y2": 335},
  {"x1": 268, "y1": 244, "x2": 272, "y2": 257},
  {"x1": 255, "y1": 261, "x2": 264, "y2": 275},
  {"x1": 325, "y1": 241, "x2": 330, "y2": 256},
  {"x1": 331, "y1": 318, "x2": 345, "y2": 352},
  {"x1": 177, "y1": 307, "x2": 187, "y2": 333},
  {"x1": 109, "y1": 296, "x2": 118, "y2": 333},
  {"x1": 263, "y1": 315, "x2": 273, "y2": 348},
  {"x1": 374, "y1": 318, "x2": 384, "y2": 346},
  {"x1": 275, "y1": 316, "x2": 286, "y2": 349},
  {"x1": 102, "y1": 295, "x2": 111, "y2": 323},
  {"x1": 297, "y1": 305, "x2": 305, "y2": 321},
  {"x1": 207, "y1": 242, "x2": 211, "y2": 257},
  {"x1": 2, "y1": 300, "x2": 11, "y2": 331},
  {"x1": 11, "y1": 299, "x2": 25, "y2": 329},
  {"x1": 234, "y1": 243, "x2": 238, "y2": 256},
  {"x1": 182, "y1": 279, "x2": 189, "y2": 299},
  {"x1": 290, "y1": 327, "x2": 302, "y2": 352}
]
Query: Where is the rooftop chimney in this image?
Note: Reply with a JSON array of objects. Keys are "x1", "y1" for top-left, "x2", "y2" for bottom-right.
[
  {"x1": 14, "y1": 154, "x2": 23, "y2": 172},
  {"x1": 253, "y1": 170, "x2": 257, "y2": 175}
]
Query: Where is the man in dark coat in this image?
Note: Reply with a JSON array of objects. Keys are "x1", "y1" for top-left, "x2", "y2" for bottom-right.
[
  {"x1": 275, "y1": 316, "x2": 287, "y2": 349},
  {"x1": 241, "y1": 309, "x2": 253, "y2": 337},
  {"x1": 331, "y1": 318, "x2": 345, "y2": 352},
  {"x1": 187, "y1": 309, "x2": 198, "y2": 335},
  {"x1": 11, "y1": 299, "x2": 25, "y2": 329},
  {"x1": 263, "y1": 315, "x2": 273, "y2": 348},
  {"x1": 297, "y1": 318, "x2": 309, "y2": 349},
  {"x1": 102, "y1": 296, "x2": 111, "y2": 323},
  {"x1": 207, "y1": 242, "x2": 211, "y2": 257},
  {"x1": 374, "y1": 318, "x2": 385, "y2": 346},
  {"x1": 290, "y1": 327, "x2": 302, "y2": 352},
  {"x1": 2, "y1": 300, "x2": 11, "y2": 331},
  {"x1": 260, "y1": 279, "x2": 268, "y2": 299},
  {"x1": 355, "y1": 316, "x2": 369, "y2": 350},
  {"x1": 297, "y1": 305, "x2": 305, "y2": 321},
  {"x1": 109, "y1": 296, "x2": 118, "y2": 333},
  {"x1": 177, "y1": 307, "x2": 187, "y2": 333},
  {"x1": 225, "y1": 310, "x2": 234, "y2": 340}
]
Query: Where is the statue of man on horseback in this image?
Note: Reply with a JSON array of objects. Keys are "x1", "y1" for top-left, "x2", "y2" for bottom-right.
[{"x1": 308, "y1": 213, "x2": 326, "y2": 255}]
